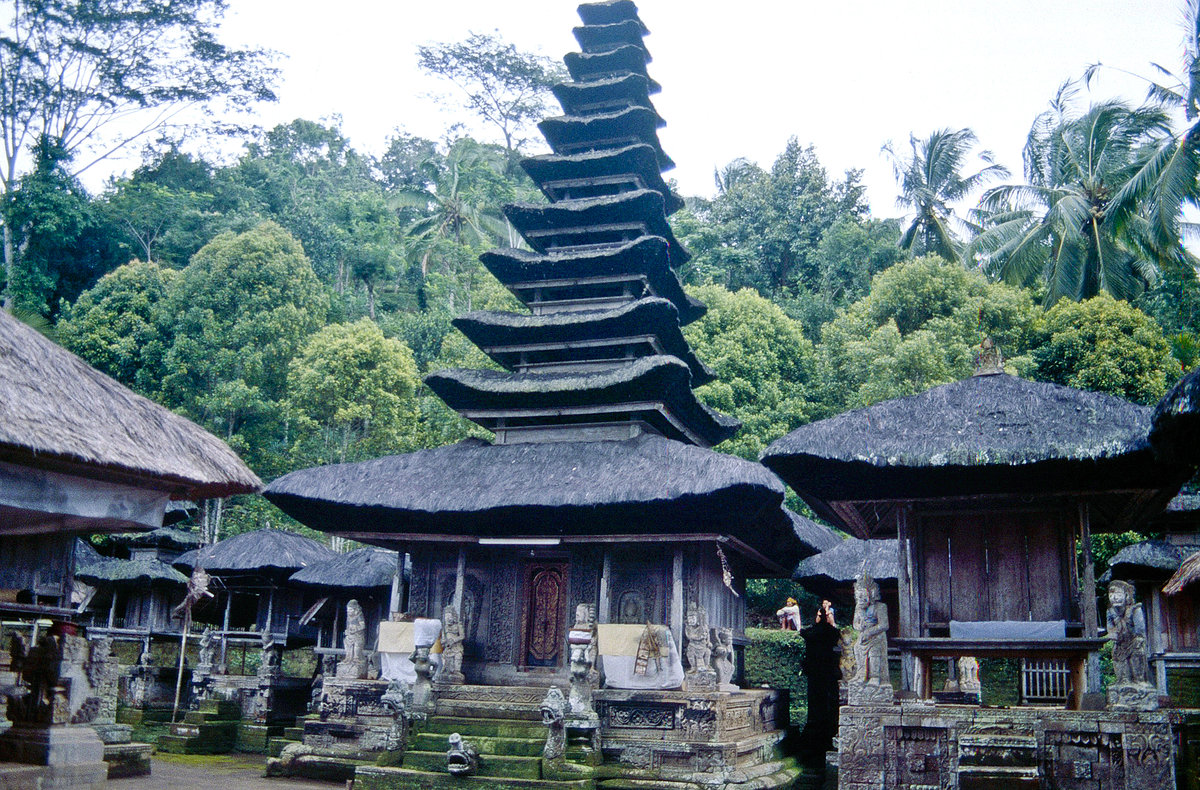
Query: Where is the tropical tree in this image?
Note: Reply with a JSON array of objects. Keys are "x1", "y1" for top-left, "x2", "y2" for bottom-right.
[
  {"x1": 883, "y1": 127, "x2": 1008, "y2": 263},
  {"x1": 0, "y1": 0, "x2": 277, "y2": 308},
  {"x1": 417, "y1": 32, "x2": 565, "y2": 163},
  {"x1": 971, "y1": 85, "x2": 1175, "y2": 303}
]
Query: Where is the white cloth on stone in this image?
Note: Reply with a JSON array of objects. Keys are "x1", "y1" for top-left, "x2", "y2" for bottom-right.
[
  {"x1": 599, "y1": 630, "x2": 685, "y2": 690},
  {"x1": 378, "y1": 618, "x2": 442, "y2": 683}
]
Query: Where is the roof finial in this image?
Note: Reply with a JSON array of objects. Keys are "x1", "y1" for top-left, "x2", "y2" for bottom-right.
[{"x1": 973, "y1": 338, "x2": 1004, "y2": 376}]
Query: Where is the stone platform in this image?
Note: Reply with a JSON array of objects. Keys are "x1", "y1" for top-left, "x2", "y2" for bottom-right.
[
  {"x1": 0, "y1": 725, "x2": 107, "y2": 790},
  {"x1": 837, "y1": 702, "x2": 1178, "y2": 790},
  {"x1": 156, "y1": 699, "x2": 240, "y2": 755}
]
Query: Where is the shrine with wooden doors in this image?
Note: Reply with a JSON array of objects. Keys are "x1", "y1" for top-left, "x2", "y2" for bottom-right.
[
  {"x1": 262, "y1": 3, "x2": 822, "y2": 787},
  {"x1": 763, "y1": 356, "x2": 1200, "y2": 790}
]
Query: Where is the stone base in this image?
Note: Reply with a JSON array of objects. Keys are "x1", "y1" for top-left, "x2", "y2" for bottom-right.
[
  {"x1": 0, "y1": 761, "x2": 107, "y2": 790},
  {"x1": 0, "y1": 725, "x2": 105, "y2": 767},
  {"x1": 1108, "y1": 682, "x2": 1159, "y2": 711},
  {"x1": 155, "y1": 699, "x2": 240, "y2": 754},
  {"x1": 837, "y1": 702, "x2": 1177, "y2": 790},
  {"x1": 101, "y1": 742, "x2": 152, "y2": 779},
  {"x1": 90, "y1": 723, "x2": 131, "y2": 746},
  {"x1": 235, "y1": 722, "x2": 286, "y2": 754},
  {"x1": 684, "y1": 670, "x2": 717, "y2": 692},
  {"x1": 845, "y1": 680, "x2": 894, "y2": 706}
]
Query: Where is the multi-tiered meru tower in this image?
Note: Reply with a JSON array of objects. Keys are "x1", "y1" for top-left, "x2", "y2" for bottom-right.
[
  {"x1": 266, "y1": 3, "x2": 819, "y2": 786},
  {"x1": 428, "y1": 1, "x2": 733, "y2": 448}
]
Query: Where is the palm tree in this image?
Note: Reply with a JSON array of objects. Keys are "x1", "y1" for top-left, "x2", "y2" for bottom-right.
[
  {"x1": 970, "y1": 84, "x2": 1175, "y2": 303},
  {"x1": 883, "y1": 128, "x2": 1009, "y2": 263},
  {"x1": 1084, "y1": 0, "x2": 1200, "y2": 254}
]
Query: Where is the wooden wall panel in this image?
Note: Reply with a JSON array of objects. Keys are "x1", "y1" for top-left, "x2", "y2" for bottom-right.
[
  {"x1": 987, "y1": 512, "x2": 1030, "y2": 621},
  {"x1": 921, "y1": 516, "x2": 952, "y2": 626},
  {"x1": 1025, "y1": 516, "x2": 1065, "y2": 622},
  {"x1": 949, "y1": 524, "x2": 988, "y2": 622}
]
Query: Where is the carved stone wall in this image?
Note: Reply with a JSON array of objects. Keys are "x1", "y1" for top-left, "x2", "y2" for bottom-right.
[{"x1": 836, "y1": 703, "x2": 1178, "y2": 790}]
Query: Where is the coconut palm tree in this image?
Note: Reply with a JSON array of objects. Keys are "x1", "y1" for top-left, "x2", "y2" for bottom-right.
[
  {"x1": 883, "y1": 128, "x2": 1009, "y2": 263},
  {"x1": 970, "y1": 84, "x2": 1175, "y2": 303}
]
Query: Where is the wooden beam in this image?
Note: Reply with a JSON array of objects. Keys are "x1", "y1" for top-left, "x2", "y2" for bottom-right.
[{"x1": 1078, "y1": 501, "x2": 1101, "y2": 693}]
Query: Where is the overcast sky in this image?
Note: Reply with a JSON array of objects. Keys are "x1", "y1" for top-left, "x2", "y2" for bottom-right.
[{"x1": 185, "y1": 1, "x2": 1190, "y2": 219}]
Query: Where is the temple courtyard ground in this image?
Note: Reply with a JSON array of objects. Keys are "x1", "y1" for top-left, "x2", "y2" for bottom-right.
[{"x1": 111, "y1": 753, "x2": 341, "y2": 790}]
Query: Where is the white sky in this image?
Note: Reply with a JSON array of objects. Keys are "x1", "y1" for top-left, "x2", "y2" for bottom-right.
[{"x1": 121, "y1": 1, "x2": 1194, "y2": 219}]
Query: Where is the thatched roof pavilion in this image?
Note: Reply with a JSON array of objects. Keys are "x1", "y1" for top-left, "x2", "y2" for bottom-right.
[
  {"x1": 793, "y1": 538, "x2": 897, "y2": 602},
  {"x1": 1150, "y1": 366, "x2": 1200, "y2": 467},
  {"x1": 289, "y1": 547, "x2": 400, "y2": 591},
  {"x1": 761, "y1": 372, "x2": 1187, "y2": 537},
  {"x1": 75, "y1": 556, "x2": 188, "y2": 588},
  {"x1": 0, "y1": 309, "x2": 261, "y2": 518},
  {"x1": 174, "y1": 529, "x2": 336, "y2": 577}
]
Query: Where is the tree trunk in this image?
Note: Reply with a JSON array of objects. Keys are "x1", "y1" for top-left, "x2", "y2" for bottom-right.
[
  {"x1": 367, "y1": 282, "x2": 376, "y2": 319},
  {"x1": 3, "y1": 223, "x2": 12, "y2": 310}
]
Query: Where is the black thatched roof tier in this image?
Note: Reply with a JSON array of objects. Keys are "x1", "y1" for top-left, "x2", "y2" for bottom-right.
[
  {"x1": 1150, "y1": 366, "x2": 1200, "y2": 467},
  {"x1": 76, "y1": 556, "x2": 188, "y2": 587},
  {"x1": 289, "y1": 547, "x2": 400, "y2": 590},
  {"x1": 110, "y1": 526, "x2": 201, "y2": 552},
  {"x1": 504, "y1": 190, "x2": 688, "y2": 266},
  {"x1": 552, "y1": 74, "x2": 656, "y2": 121},
  {"x1": 574, "y1": 20, "x2": 648, "y2": 56},
  {"x1": 578, "y1": 1, "x2": 646, "y2": 31},
  {"x1": 1107, "y1": 539, "x2": 1200, "y2": 578},
  {"x1": 786, "y1": 511, "x2": 844, "y2": 556},
  {"x1": 540, "y1": 107, "x2": 670, "y2": 170},
  {"x1": 1148, "y1": 493, "x2": 1200, "y2": 531},
  {"x1": 0, "y1": 309, "x2": 261, "y2": 499},
  {"x1": 174, "y1": 529, "x2": 336, "y2": 576},
  {"x1": 479, "y1": 237, "x2": 704, "y2": 325},
  {"x1": 452, "y1": 299, "x2": 714, "y2": 385},
  {"x1": 761, "y1": 374, "x2": 1178, "y2": 526},
  {"x1": 793, "y1": 538, "x2": 898, "y2": 597},
  {"x1": 564, "y1": 46, "x2": 659, "y2": 93},
  {"x1": 264, "y1": 433, "x2": 785, "y2": 548},
  {"x1": 425, "y1": 355, "x2": 739, "y2": 447},
  {"x1": 521, "y1": 145, "x2": 680, "y2": 215}
]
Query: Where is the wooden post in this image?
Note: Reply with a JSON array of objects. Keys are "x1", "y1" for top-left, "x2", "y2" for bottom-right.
[
  {"x1": 219, "y1": 593, "x2": 231, "y2": 668},
  {"x1": 896, "y1": 507, "x2": 916, "y2": 692},
  {"x1": 670, "y1": 548, "x2": 684, "y2": 650},
  {"x1": 265, "y1": 587, "x2": 275, "y2": 637},
  {"x1": 598, "y1": 551, "x2": 612, "y2": 624},
  {"x1": 389, "y1": 550, "x2": 404, "y2": 617},
  {"x1": 1079, "y1": 502, "x2": 1101, "y2": 693},
  {"x1": 171, "y1": 608, "x2": 190, "y2": 724},
  {"x1": 107, "y1": 593, "x2": 117, "y2": 630},
  {"x1": 452, "y1": 547, "x2": 466, "y2": 613}
]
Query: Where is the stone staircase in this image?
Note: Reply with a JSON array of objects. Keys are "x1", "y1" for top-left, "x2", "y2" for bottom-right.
[
  {"x1": 354, "y1": 684, "x2": 596, "y2": 790},
  {"x1": 155, "y1": 699, "x2": 239, "y2": 754}
]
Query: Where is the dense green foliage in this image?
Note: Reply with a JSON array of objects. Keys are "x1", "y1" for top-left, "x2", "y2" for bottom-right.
[
  {"x1": 9, "y1": 24, "x2": 1197, "y2": 541},
  {"x1": 743, "y1": 628, "x2": 807, "y2": 707}
]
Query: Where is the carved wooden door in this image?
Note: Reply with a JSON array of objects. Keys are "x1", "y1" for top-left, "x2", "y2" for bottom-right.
[{"x1": 522, "y1": 561, "x2": 566, "y2": 668}]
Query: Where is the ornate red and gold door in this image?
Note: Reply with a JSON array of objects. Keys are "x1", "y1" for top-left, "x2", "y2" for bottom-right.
[{"x1": 522, "y1": 561, "x2": 566, "y2": 668}]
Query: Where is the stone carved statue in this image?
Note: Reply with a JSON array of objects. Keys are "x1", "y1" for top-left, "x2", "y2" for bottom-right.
[
  {"x1": 411, "y1": 645, "x2": 436, "y2": 714},
  {"x1": 567, "y1": 604, "x2": 597, "y2": 718},
  {"x1": 378, "y1": 678, "x2": 413, "y2": 766},
  {"x1": 540, "y1": 686, "x2": 568, "y2": 761},
  {"x1": 440, "y1": 605, "x2": 465, "y2": 684},
  {"x1": 446, "y1": 732, "x2": 478, "y2": 777},
  {"x1": 848, "y1": 573, "x2": 893, "y2": 705},
  {"x1": 197, "y1": 628, "x2": 216, "y2": 674},
  {"x1": 335, "y1": 599, "x2": 367, "y2": 680},
  {"x1": 684, "y1": 601, "x2": 712, "y2": 672},
  {"x1": 958, "y1": 657, "x2": 981, "y2": 694},
  {"x1": 711, "y1": 627, "x2": 736, "y2": 691},
  {"x1": 1106, "y1": 580, "x2": 1157, "y2": 710},
  {"x1": 257, "y1": 628, "x2": 279, "y2": 679}
]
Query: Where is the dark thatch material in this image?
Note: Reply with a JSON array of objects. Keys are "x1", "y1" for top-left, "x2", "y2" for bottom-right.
[
  {"x1": 264, "y1": 434, "x2": 785, "y2": 549},
  {"x1": 75, "y1": 538, "x2": 102, "y2": 568},
  {"x1": 786, "y1": 511, "x2": 844, "y2": 556},
  {"x1": 1148, "y1": 493, "x2": 1200, "y2": 530},
  {"x1": 521, "y1": 145, "x2": 679, "y2": 214},
  {"x1": 793, "y1": 538, "x2": 898, "y2": 591},
  {"x1": 540, "y1": 108, "x2": 670, "y2": 171},
  {"x1": 1107, "y1": 539, "x2": 1200, "y2": 580},
  {"x1": 578, "y1": 1, "x2": 647, "y2": 32},
  {"x1": 573, "y1": 20, "x2": 648, "y2": 56},
  {"x1": 110, "y1": 526, "x2": 201, "y2": 552},
  {"x1": 174, "y1": 529, "x2": 336, "y2": 575},
  {"x1": 504, "y1": 191, "x2": 687, "y2": 266},
  {"x1": 289, "y1": 547, "x2": 400, "y2": 590},
  {"x1": 76, "y1": 557, "x2": 188, "y2": 587},
  {"x1": 0, "y1": 309, "x2": 261, "y2": 498},
  {"x1": 761, "y1": 374, "x2": 1171, "y2": 512},
  {"x1": 564, "y1": 46, "x2": 659, "y2": 93},
  {"x1": 452, "y1": 298, "x2": 714, "y2": 385},
  {"x1": 1150, "y1": 366, "x2": 1200, "y2": 467},
  {"x1": 1164, "y1": 550, "x2": 1200, "y2": 595},
  {"x1": 479, "y1": 237, "x2": 704, "y2": 325},
  {"x1": 425, "y1": 355, "x2": 739, "y2": 447},
  {"x1": 551, "y1": 75, "x2": 657, "y2": 124}
]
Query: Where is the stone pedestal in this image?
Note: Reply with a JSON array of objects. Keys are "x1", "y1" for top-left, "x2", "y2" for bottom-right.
[
  {"x1": 156, "y1": 699, "x2": 239, "y2": 754},
  {"x1": 1108, "y1": 682, "x2": 1159, "y2": 711},
  {"x1": 846, "y1": 680, "x2": 894, "y2": 706},
  {"x1": 0, "y1": 725, "x2": 107, "y2": 790}
]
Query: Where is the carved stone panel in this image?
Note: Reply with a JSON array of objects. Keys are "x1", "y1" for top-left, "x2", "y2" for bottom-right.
[{"x1": 484, "y1": 556, "x2": 517, "y2": 664}]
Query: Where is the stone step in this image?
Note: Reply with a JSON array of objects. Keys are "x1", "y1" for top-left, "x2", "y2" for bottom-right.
[
  {"x1": 267, "y1": 735, "x2": 301, "y2": 758},
  {"x1": 436, "y1": 699, "x2": 545, "y2": 721},
  {"x1": 421, "y1": 716, "x2": 548, "y2": 740},
  {"x1": 103, "y1": 742, "x2": 153, "y2": 779},
  {"x1": 354, "y1": 765, "x2": 594, "y2": 790},
  {"x1": 283, "y1": 726, "x2": 304, "y2": 740},
  {"x1": 412, "y1": 731, "x2": 545, "y2": 757},
  {"x1": 403, "y1": 749, "x2": 542, "y2": 780},
  {"x1": 157, "y1": 728, "x2": 236, "y2": 755}
]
